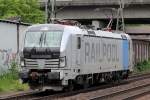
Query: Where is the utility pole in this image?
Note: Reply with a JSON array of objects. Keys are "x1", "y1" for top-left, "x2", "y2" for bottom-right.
[
  {"x1": 47, "y1": 0, "x2": 56, "y2": 23},
  {"x1": 45, "y1": 0, "x2": 48, "y2": 23},
  {"x1": 51, "y1": 0, "x2": 56, "y2": 23},
  {"x1": 116, "y1": 0, "x2": 125, "y2": 32}
]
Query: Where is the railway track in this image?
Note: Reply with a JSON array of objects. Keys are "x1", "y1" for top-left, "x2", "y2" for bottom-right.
[
  {"x1": 0, "y1": 90, "x2": 51, "y2": 100},
  {"x1": 1, "y1": 73, "x2": 150, "y2": 100},
  {"x1": 90, "y1": 80, "x2": 150, "y2": 100}
]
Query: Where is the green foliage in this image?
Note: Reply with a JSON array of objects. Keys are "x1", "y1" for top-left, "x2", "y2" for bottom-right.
[
  {"x1": 0, "y1": 0, "x2": 45, "y2": 23},
  {"x1": 135, "y1": 60, "x2": 150, "y2": 73},
  {"x1": 0, "y1": 61, "x2": 29, "y2": 92}
]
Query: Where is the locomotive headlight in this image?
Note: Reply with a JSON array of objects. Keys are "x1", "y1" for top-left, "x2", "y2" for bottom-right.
[
  {"x1": 20, "y1": 52, "x2": 25, "y2": 67},
  {"x1": 20, "y1": 61, "x2": 25, "y2": 67},
  {"x1": 59, "y1": 57, "x2": 66, "y2": 67}
]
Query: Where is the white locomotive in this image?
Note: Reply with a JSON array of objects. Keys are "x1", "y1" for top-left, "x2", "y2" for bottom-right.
[{"x1": 20, "y1": 24, "x2": 133, "y2": 91}]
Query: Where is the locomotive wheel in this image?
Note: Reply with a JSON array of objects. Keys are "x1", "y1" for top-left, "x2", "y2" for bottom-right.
[
  {"x1": 29, "y1": 83, "x2": 37, "y2": 90},
  {"x1": 112, "y1": 72, "x2": 121, "y2": 84},
  {"x1": 64, "y1": 80, "x2": 75, "y2": 92},
  {"x1": 68, "y1": 81, "x2": 74, "y2": 91},
  {"x1": 83, "y1": 79, "x2": 90, "y2": 89}
]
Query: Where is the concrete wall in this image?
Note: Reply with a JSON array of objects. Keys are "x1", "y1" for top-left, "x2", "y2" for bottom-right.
[
  {"x1": 0, "y1": 23, "x2": 17, "y2": 52},
  {"x1": 0, "y1": 22, "x2": 28, "y2": 74}
]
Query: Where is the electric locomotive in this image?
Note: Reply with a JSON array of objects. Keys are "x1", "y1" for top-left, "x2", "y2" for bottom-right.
[{"x1": 20, "y1": 24, "x2": 133, "y2": 91}]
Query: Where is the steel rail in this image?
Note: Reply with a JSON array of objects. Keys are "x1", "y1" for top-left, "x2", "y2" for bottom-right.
[
  {"x1": 0, "y1": 90, "x2": 44, "y2": 100},
  {"x1": 90, "y1": 82, "x2": 150, "y2": 100}
]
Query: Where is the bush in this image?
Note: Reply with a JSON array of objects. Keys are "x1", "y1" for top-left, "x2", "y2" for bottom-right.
[
  {"x1": 0, "y1": 61, "x2": 29, "y2": 92},
  {"x1": 135, "y1": 60, "x2": 150, "y2": 73}
]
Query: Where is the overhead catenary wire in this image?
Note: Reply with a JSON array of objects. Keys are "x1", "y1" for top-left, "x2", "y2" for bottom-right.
[{"x1": 46, "y1": 0, "x2": 75, "y2": 23}]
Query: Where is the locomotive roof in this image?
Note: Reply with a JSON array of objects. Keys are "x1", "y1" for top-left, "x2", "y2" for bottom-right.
[
  {"x1": 27, "y1": 24, "x2": 129, "y2": 39},
  {"x1": 27, "y1": 24, "x2": 66, "y2": 31}
]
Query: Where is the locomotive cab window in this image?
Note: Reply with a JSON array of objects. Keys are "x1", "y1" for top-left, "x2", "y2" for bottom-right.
[{"x1": 77, "y1": 37, "x2": 81, "y2": 49}]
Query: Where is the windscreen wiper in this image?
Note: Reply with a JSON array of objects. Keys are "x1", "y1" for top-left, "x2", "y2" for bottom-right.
[
  {"x1": 39, "y1": 32, "x2": 44, "y2": 47},
  {"x1": 44, "y1": 32, "x2": 47, "y2": 46}
]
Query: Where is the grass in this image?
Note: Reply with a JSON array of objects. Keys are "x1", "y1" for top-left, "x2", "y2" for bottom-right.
[
  {"x1": 134, "y1": 60, "x2": 150, "y2": 74},
  {"x1": 0, "y1": 62, "x2": 29, "y2": 92}
]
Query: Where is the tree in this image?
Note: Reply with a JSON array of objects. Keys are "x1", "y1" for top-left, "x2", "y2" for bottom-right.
[{"x1": 0, "y1": 0, "x2": 45, "y2": 23}]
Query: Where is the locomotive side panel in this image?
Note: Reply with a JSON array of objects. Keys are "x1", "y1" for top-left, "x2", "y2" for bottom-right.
[
  {"x1": 81, "y1": 35, "x2": 124, "y2": 74},
  {"x1": 123, "y1": 39, "x2": 129, "y2": 70}
]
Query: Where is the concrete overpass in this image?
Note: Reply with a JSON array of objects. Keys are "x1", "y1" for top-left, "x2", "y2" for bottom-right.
[
  {"x1": 39, "y1": 0, "x2": 150, "y2": 28},
  {"x1": 39, "y1": 0, "x2": 150, "y2": 19}
]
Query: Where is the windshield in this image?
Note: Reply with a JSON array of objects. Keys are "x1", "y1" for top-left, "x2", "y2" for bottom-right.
[{"x1": 24, "y1": 31, "x2": 63, "y2": 47}]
